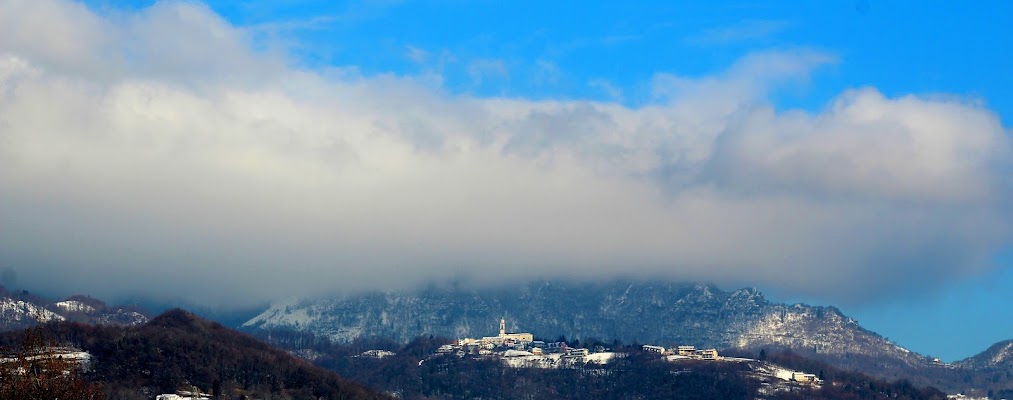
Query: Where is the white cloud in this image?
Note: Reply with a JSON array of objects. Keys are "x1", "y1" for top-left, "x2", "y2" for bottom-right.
[
  {"x1": 0, "y1": 1, "x2": 1009, "y2": 307},
  {"x1": 0, "y1": 0, "x2": 109, "y2": 77}
]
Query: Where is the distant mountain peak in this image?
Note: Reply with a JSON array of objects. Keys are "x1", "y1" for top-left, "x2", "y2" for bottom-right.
[
  {"x1": 146, "y1": 308, "x2": 218, "y2": 332},
  {"x1": 242, "y1": 279, "x2": 929, "y2": 378},
  {"x1": 60, "y1": 295, "x2": 107, "y2": 311},
  {"x1": 0, "y1": 289, "x2": 148, "y2": 331},
  {"x1": 957, "y1": 339, "x2": 1013, "y2": 369},
  {"x1": 148, "y1": 308, "x2": 199, "y2": 323}
]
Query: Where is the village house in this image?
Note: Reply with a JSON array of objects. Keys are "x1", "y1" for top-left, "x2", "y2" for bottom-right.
[
  {"x1": 696, "y1": 348, "x2": 719, "y2": 360},
  {"x1": 642, "y1": 345, "x2": 666, "y2": 354},
  {"x1": 676, "y1": 345, "x2": 697, "y2": 356},
  {"x1": 792, "y1": 372, "x2": 818, "y2": 384}
]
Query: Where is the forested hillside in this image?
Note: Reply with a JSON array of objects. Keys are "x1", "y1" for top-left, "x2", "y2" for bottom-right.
[{"x1": 0, "y1": 309, "x2": 388, "y2": 400}]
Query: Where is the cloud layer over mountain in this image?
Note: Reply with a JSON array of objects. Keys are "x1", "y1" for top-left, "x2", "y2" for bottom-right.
[{"x1": 0, "y1": 0, "x2": 1009, "y2": 306}]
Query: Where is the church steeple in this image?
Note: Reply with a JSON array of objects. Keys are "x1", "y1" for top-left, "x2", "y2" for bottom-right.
[{"x1": 499, "y1": 318, "x2": 506, "y2": 336}]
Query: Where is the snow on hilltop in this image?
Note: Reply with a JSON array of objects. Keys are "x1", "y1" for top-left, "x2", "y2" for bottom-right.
[
  {"x1": 0, "y1": 298, "x2": 65, "y2": 324},
  {"x1": 243, "y1": 297, "x2": 317, "y2": 330},
  {"x1": 0, "y1": 288, "x2": 148, "y2": 331},
  {"x1": 956, "y1": 339, "x2": 1013, "y2": 370},
  {"x1": 242, "y1": 280, "x2": 929, "y2": 375},
  {"x1": 55, "y1": 300, "x2": 97, "y2": 314}
]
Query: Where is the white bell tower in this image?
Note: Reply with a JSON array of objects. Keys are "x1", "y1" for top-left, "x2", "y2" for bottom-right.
[{"x1": 499, "y1": 318, "x2": 506, "y2": 336}]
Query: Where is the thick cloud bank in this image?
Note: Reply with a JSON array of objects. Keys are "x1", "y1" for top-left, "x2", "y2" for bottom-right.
[{"x1": 0, "y1": 1, "x2": 1009, "y2": 306}]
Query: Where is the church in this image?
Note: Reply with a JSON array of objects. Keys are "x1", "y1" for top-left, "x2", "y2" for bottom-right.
[{"x1": 461, "y1": 319, "x2": 534, "y2": 347}]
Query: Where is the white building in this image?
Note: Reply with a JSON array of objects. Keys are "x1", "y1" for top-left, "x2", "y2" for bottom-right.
[
  {"x1": 436, "y1": 345, "x2": 455, "y2": 354},
  {"x1": 791, "y1": 372, "x2": 818, "y2": 383},
  {"x1": 676, "y1": 346, "x2": 697, "y2": 356},
  {"x1": 642, "y1": 345, "x2": 666, "y2": 354},
  {"x1": 696, "y1": 348, "x2": 719, "y2": 360},
  {"x1": 462, "y1": 319, "x2": 534, "y2": 347}
]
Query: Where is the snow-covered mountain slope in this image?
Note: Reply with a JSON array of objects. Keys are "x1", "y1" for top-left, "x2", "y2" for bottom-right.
[
  {"x1": 243, "y1": 281, "x2": 933, "y2": 373},
  {"x1": 0, "y1": 298, "x2": 66, "y2": 326},
  {"x1": 55, "y1": 300, "x2": 97, "y2": 314},
  {"x1": 734, "y1": 303, "x2": 931, "y2": 373},
  {"x1": 0, "y1": 288, "x2": 148, "y2": 330},
  {"x1": 956, "y1": 339, "x2": 1013, "y2": 370}
]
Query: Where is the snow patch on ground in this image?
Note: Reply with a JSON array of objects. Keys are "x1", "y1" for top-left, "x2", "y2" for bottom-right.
[
  {"x1": 500, "y1": 352, "x2": 620, "y2": 369},
  {"x1": 585, "y1": 352, "x2": 618, "y2": 364},
  {"x1": 243, "y1": 298, "x2": 316, "y2": 329},
  {"x1": 358, "y1": 350, "x2": 397, "y2": 359}
]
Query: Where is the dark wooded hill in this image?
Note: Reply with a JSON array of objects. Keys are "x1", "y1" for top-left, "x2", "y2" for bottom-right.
[{"x1": 0, "y1": 309, "x2": 389, "y2": 400}]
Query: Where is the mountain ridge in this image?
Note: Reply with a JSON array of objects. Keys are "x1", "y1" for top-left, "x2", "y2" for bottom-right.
[
  {"x1": 956, "y1": 339, "x2": 1013, "y2": 370},
  {"x1": 242, "y1": 280, "x2": 934, "y2": 375},
  {"x1": 0, "y1": 286, "x2": 148, "y2": 330}
]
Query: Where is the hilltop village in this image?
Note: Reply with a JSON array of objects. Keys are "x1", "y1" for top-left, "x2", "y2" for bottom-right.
[
  {"x1": 429, "y1": 318, "x2": 617, "y2": 368},
  {"x1": 414, "y1": 319, "x2": 822, "y2": 386}
]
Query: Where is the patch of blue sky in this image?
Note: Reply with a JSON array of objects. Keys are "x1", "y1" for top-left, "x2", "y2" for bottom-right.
[
  {"x1": 81, "y1": 1, "x2": 1013, "y2": 121},
  {"x1": 844, "y1": 251, "x2": 1013, "y2": 363}
]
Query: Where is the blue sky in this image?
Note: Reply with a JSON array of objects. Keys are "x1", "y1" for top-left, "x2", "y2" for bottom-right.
[
  {"x1": 210, "y1": 1, "x2": 1013, "y2": 115},
  {"x1": 88, "y1": 0, "x2": 1013, "y2": 116},
  {"x1": 3, "y1": 0, "x2": 1010, "y2": 362}
]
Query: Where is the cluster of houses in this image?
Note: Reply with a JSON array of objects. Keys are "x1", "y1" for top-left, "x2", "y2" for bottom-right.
[
  {"x1": 435, "y1": 319, "x2": 737, "y2": 369},
  {"x1": 643, "y1": 343, "x2": 821, "y2": 385},
  {"x1": 432, "y1": 319, "x2": 616, "y2": 368},
  {"x1": 641, "y1": 344, "x2": 720, "y2": 360},
  {"x1": 430, "y1": 319, "x2": 822, "y2": 386},
  {"x1": 437, "y1": 319, "x2": 594, "y2": 358}
]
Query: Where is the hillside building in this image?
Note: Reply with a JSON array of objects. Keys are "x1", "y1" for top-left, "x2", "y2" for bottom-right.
[
  {"x1": 642, "y1": 345, "x2": 666, "y2": 354},
  {"x1": 676, "y1": 346, "x2": 697, "y2": 356},
  {"x1": 496, "y1": 318, "x2": 534, "y2": 342},
  {"x1": 792, "y1": 372, "x2": 818, "y2": 384},
  {"x1": 697, "y1": 348, "x2": 718, "y2": 360},
  {"x1": 459, "y1": 318, "x2": 534, "y2": 347}
]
